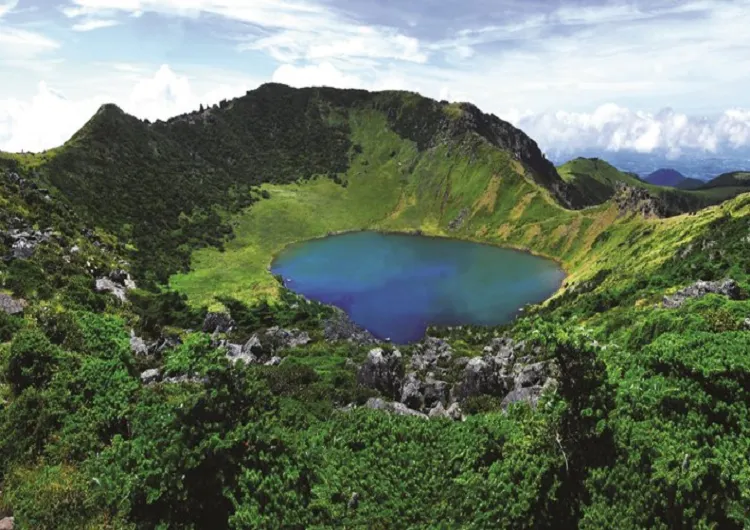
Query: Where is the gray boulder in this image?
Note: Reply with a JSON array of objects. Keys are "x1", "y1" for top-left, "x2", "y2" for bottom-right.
[
  {"x1": 501, "y1": 387, "x2": 544, "y2": 409},
  {"x1": 95, "y1": 278, "x2": 128, "y2": 302},
  {"x1": 358, "y1": 348, "x2": 404, "y2": 400},
  {"x1": 455, "y1": 356, "x2": 511, "y2": 400},
  {"x1": 95, "y1": 270, "x2": 136, "y2": 303},
  {"x1": 663, "y1": 279, "x2": 742, "y2": 308},
  {"x1": 410, "y1": 337, "x2": 453, "y2": 371},
  {"x1": 365, "y1": 398, "x2": 428, "y2": 420},
  {"x1": 423, "y1": 374, "x2": 450, "y2": 409},
  {"x1": 264, "y1": 356, "x2": 283, "y2": 366},
  {"x1": 0, "y1": 516, "x2": 14, "y2": 530},
  {"x1": 400, "y1": 372, "x2": 424, "y2": 410},
  {"x1": 242, "y1": 335, "x2": 263, "y2": 355},
  {"x1": 0, "y1": 293, "x2": 26, "y2": 315},
  {"x1": 513, "y1": 361, "x2": 549, "y2": 389},
  {"x1": 140, "y1": 368, "x2": 161, "y2": 385},
  {"x1": 130, "y1": 330, "x2": 149, "y2": 357},
  {"x1": 428, "y1": 402, "x2": 451, "y2": 419},
  {"x1": 265, "y1": 326, "x2": 310, "y2": 350},
  {"x1": 446, "y1": 403, "x2": 464, "y2": 421}
]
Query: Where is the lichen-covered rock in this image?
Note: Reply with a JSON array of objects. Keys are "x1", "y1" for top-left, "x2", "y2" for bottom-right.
[
  {"x1": 400, "y1": 372, "x2": 424, "y2": 410},
  {"x1": 423, "y1": 374, "x2": 450, "y2": 409},
  {"x1": 358, "y1": 348, "x2": 404, "y2": 400},
  {"x1": 0, "y1": 293, "x2": 26, "y2": 315},
  {"x1": 663, "y1": 279, "x2": 742, "y2": 308},
  {"x1": 410, "y1": 337, "x2": 453, "y2": 372}
]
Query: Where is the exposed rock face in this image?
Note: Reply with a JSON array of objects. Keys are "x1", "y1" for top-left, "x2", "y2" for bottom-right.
[
  {"x1": 410, "y1": 337, "x2": 453, "y2": 372},
  {"x1": 202, "y1": 312, "x2": 235, "y2": 333},
  {"x1": 0, "y1": 293, "x2": 26, "y2": 315},
  {"x1": 323, "y1": 312, "x2": 379, "y2": 345},
  {"x1": 663, "y1": 279, "x2": 742, "y2": 308},
  {"x1": 356, "y1": 336, "x2": 556, "y2": 418},
  {"x1": 357, "y1": 348, "x2": 404, "y2": 400},
  {"x1": 264, "y1": 326, "x2": 311, "y2": 350},
  {"x1": 400, "y1": 372, "x2": 424, "y2": 410},
  {"x1": 219, "y1": 327, "x2": 310, "y2": 365},
  {"x1": 2, "y1": 227, "x2": 53, "y2": 260},
  {"x1": 0, "y1": 516, "x2": 14, "y2": 530},
  {"x1": 448, "y1": 208, "x2": 470, "y2": 231},
  {"x1": 95, "y1": 270, "x2": 137, "y2": 302},
  {"x1": 614, "y1": 183, "x2": 668, "y2": 218}
]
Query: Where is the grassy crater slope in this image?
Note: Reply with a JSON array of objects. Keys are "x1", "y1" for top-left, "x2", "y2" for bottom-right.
[{"x1": 170, "y1": 111, "x2": 738, "y2": 311}]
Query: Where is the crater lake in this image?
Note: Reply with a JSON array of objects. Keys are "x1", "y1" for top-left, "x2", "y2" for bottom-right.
[{"x1": 271, "y1": 231, "x2": 566, "y2": 343}]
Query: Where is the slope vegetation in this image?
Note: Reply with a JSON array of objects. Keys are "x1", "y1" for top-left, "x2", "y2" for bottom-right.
[{"x1": 0, "y1": 85, "x2": 750, "y2": 529}]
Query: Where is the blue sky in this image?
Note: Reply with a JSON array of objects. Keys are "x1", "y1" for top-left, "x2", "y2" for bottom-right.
[{"x1": 1, "y1": 0, "x2": 750, "y2": 157}]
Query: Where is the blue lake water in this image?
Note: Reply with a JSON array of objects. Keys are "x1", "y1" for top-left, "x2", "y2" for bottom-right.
[{"x1": 271, "y1": 231, "x2": 566, "y2": 344}]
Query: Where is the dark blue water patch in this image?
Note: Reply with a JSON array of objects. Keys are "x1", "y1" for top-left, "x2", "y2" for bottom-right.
[{"x1": 271, "y1": 231, "x2": 566, "y2": 344}]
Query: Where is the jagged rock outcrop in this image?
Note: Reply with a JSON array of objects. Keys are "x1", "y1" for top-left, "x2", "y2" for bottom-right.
[
  {"x1": 410, "y1": 336, "x2": 453, "y2": 372},
  {"x1": 663, "y1": 279, "x2": 742, "y2": 308},
  {"x1": 357, "y1": 348, "x2": 404, "y2": 400},
  {"x1": 264, "y1": 326, "x2": 311, "y2": 350},
  {"x1": 614, "y1": 182, "x2": 668, "y2": 218},
  {"x1": 357, "y1": 336, "x2": 556, "y2": 418},
  {"x1": 0, "y1": 293, "x2": 26, "y2": 315},
  {"x1": 218, "y1": 327, "x2": 310, "y2": 365},
  {"x1": 2, "y1": 227, "x2": 53, "y2": 260},
  {"x1": 323, "y1": 312, "x2": 379, "y2": 345},
  {"x1": 202, "y1": 312, "x2": 235, "y2": 334}
]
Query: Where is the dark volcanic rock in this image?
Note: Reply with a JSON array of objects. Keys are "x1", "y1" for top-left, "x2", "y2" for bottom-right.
[
  {"x1": 448, "y1": 208, "x2": 470, "y2": 231},
  {"x1": 358, "y1": 347, "x2": 404, "y2": 400},
  {"x1": 202, "y1": 312, "x2": 235, "y2": 333},
  {"x1": 400, "y1": 372, "x2": 424, "y2": 410},
  {"x1": 0, "y1": 293, "x2": 26, "y2": 315},
  {"x1": 663, "y1": 279, "x2": 742, "y2": 308},
  {"x1": 323, "y1": 312, "x2": 379, "y2": 345}
]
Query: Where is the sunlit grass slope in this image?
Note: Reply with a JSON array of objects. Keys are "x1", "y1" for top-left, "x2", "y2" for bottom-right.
[{"x1": 171, "y1": 110, "x2": 748, "y2": 309}]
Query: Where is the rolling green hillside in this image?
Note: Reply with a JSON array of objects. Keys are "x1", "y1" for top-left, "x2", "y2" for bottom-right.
[
  {"x1": 0, "y1": 84, "x2": 750, "y2": 529},
  {"x1": 702, "y1": 170, "x2": 750, "y2": 189}
]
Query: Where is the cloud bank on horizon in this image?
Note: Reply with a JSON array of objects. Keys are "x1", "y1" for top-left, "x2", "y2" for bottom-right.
[{"x1": 1, "y1": 0, "x2": 750, "y2": 158}]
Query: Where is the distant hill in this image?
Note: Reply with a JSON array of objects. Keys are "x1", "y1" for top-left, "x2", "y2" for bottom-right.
[
  {"x1": 557, "y1": 157, "x2": 749, "y2": 215},
  {"x1": 701, "y1": 171, "x2": 750, "y2": 189},
  {"x1": 645, "y1": 168, "x2": 704, "y2": 189}
]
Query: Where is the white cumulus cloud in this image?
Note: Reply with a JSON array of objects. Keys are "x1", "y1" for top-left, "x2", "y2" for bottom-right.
[
  {"x1": 510, "y1": 105, "x2": 750, "y2": 158},
  {"x1": 0, "y1": 65, "x2": 255, "y2": 152}
]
